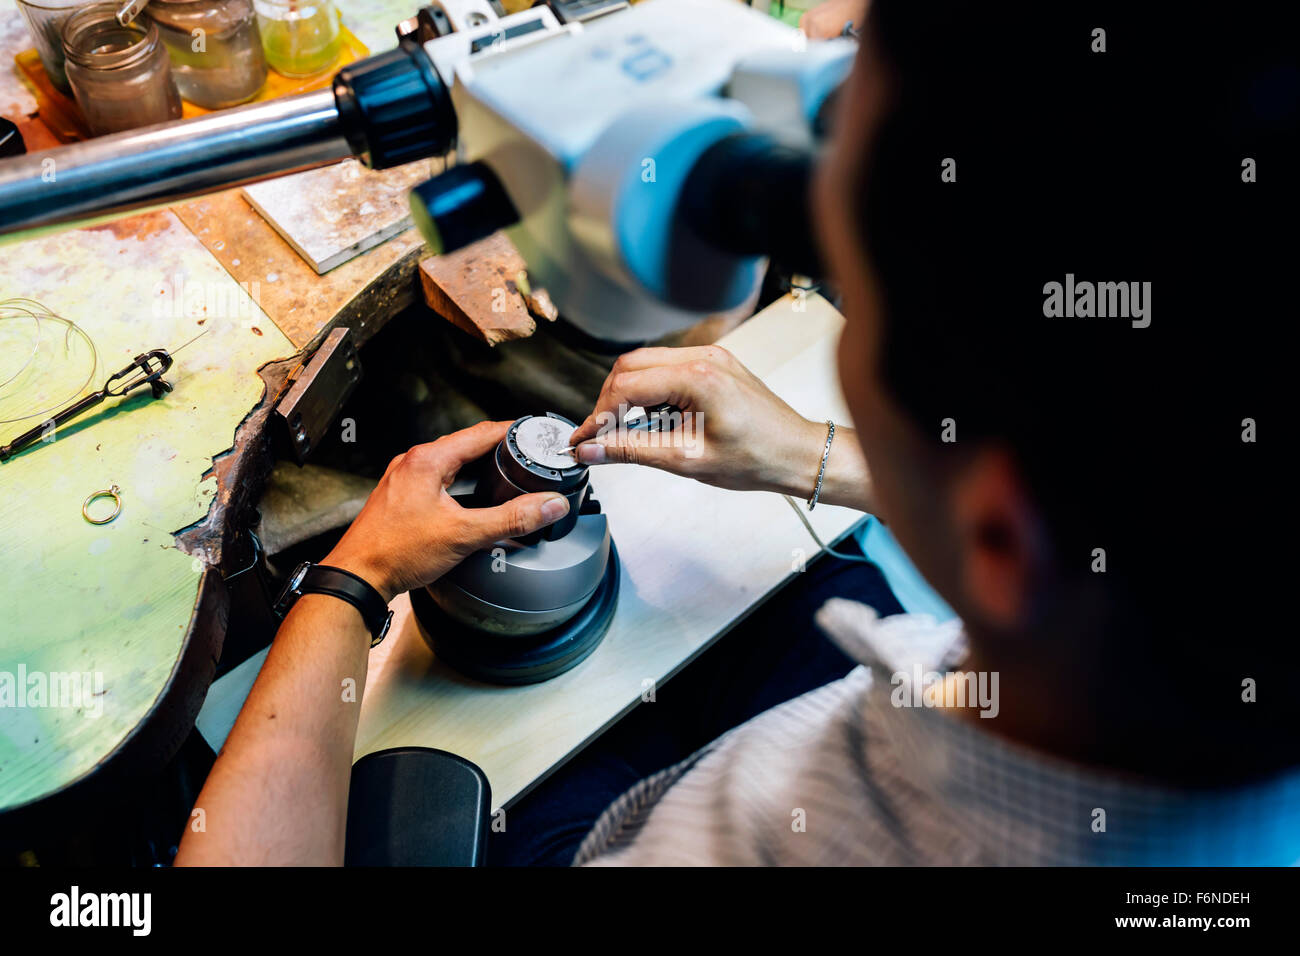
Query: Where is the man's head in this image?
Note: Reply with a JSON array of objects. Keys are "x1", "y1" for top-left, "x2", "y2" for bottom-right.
[{"x1": 815, "y1": 1, "x2": 1294, "y2": 778}]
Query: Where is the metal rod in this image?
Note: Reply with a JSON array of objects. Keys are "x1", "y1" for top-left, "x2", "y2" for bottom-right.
[{"x1": 0, "y1": 88, "x2": 355, "y2": 238}]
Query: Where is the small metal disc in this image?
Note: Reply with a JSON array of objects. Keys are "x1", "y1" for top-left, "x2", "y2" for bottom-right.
[{"x1": 513, "y1": 415, "x2": 576, "y2": 469}]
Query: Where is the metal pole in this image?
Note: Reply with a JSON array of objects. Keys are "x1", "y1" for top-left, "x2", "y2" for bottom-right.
[{"x1": 0, "y1": 88, "x2": 352, "y2": 238}]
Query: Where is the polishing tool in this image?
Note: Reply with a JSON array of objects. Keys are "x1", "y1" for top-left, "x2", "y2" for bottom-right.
[{"x1": 410, "y1": 412, "x2": 620, "y2": 684}]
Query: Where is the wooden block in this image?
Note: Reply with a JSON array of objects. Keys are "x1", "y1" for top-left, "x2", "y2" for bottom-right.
[
  {"x1": 243, "y1": 159, "x2": 436, "y2": 274},
  {"x1": 173, "y1": 190, "x2": 427, "y2": 350},
  {"x1": 418, "y1": 232, "x2": 556, "y2": 346}
]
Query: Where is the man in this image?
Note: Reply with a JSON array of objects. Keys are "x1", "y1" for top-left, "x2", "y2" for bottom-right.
[{"x1": 178, "y1": 0, "x2": 1293, "y2": 865}]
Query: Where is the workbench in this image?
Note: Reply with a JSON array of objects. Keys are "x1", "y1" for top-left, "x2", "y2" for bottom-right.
[
  {"x1": 0, "y1": 0, "x2": 438, "y2": 821},
  {"x1": 0, "y1": 0, "x2": 858, "y2": 827}
]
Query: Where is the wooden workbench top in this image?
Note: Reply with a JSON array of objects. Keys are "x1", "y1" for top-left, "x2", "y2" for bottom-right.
[
  {"x1": 0, "y1": 0, "x2": 433, "y2": 815},
  {"x1": 0, "y1": 212, "x2": 296, "y2": 813}
]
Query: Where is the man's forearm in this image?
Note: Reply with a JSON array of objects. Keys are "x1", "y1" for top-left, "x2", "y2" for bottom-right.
[{"x1": 176, "y1": 591, "x2": 373, "y2": 866}]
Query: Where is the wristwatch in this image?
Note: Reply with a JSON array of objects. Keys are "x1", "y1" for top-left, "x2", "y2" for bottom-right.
[{"x1": 273, "y1": 562, "x2": 394, "y2": 647}]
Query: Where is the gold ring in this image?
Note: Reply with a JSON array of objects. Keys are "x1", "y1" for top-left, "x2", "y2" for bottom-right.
[{"x1": 83, "y1": 484, "x2": 122, "y2": 525}]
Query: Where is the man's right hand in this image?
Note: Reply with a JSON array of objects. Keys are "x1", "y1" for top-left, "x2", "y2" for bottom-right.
[{"x1": 569, "y1": 345, "x2": 872, "y2": 512}]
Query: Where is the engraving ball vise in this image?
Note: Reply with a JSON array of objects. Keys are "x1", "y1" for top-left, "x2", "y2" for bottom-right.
[{"x1": 410, "y1": 413, "x2": 620, "y2": 683}]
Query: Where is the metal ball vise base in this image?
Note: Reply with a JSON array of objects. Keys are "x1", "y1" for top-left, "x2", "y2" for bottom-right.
[{"x1": 410, "y1": 413, "x2": 620, "y2": 685}]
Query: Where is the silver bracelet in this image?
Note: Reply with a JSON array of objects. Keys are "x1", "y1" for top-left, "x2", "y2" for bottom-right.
[{"x1": 807, "y1": 420, "x2": 835, "y2": 511}]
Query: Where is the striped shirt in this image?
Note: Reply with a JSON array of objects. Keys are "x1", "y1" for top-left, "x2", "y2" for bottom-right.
[{"x1": 575, "y1": 599, "x2": 1300, "y2": 866}]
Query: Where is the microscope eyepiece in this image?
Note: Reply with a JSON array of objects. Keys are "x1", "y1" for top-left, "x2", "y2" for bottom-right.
[
  {"x1": 681, "y1": 132, "x2": 824, "y2": 278},
  {"x1": 408, "y1": 162, "x2": 519, "y2": 255}
]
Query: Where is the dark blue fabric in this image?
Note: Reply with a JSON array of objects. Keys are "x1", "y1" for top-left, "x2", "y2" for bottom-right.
[{"x1": 488, "y1": 536, "x2": 904, "y2": 866}]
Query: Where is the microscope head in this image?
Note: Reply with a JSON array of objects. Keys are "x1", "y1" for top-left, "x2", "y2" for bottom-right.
[{"x1": 405, "y1": 0, "x2": 855, "y2": 342}]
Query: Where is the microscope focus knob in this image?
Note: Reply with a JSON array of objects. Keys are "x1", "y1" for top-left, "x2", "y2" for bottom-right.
[{"x1": 333, "y1": 39, "x2": 457, "y2": 170}]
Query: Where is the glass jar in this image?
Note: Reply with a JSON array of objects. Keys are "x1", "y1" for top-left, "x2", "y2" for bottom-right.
[
  {"x1": 14, "y1": 0, "x2": 89, "y2": 93},
  {"x1": 146, "y1": 0, "x2": 267, "y2": 109},
  {"x1": 62, "y1": 3, "x2": 183, "y2": 136},
  {"x1": 253, "y1": 0, "x2": 341, "y2": 78}
]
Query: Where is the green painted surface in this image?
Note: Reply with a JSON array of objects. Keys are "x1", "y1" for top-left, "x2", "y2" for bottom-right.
[{"x1": 0, "y1": 212, "x2": 293, "y2": 811}]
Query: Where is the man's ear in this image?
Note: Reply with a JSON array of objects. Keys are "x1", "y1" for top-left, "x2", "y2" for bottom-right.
[{"x1": 948, "y1": 447, "x2": 1046, "y2": 631}]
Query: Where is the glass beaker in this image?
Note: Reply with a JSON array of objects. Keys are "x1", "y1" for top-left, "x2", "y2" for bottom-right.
[{"x1": 62, "y1": 3, "x2": 183, "y2": 135}]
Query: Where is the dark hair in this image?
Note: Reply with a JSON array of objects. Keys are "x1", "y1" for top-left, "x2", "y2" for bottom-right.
[{"x1": 856, "y1": 1, "x2": 1295, "y2": 764}]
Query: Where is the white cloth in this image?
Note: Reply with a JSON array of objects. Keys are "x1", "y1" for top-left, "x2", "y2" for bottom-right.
[{"x1": 575, "y1": 600, "x2": 1300, "y2": 866}]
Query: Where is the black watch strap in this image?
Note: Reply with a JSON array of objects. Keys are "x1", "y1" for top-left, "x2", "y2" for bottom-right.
[{"x1": 273, "y1": 562, "x2": 394, "y2": 647}]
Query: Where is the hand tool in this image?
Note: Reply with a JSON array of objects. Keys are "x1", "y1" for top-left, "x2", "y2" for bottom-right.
[
  {"x1": 557, "y1": 402, "x2": 681, "y2": 458},
  {"x1": 115, "y1": 0, "x2": 150, "y2": 26},
  {"x1": 0, "y1": 329, "x2": 207, "y2": 462}
]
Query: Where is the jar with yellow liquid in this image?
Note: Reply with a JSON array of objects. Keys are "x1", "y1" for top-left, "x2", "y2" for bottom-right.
[{"x1": 253, "y1": 0, "x2": 341, "y2": 77}]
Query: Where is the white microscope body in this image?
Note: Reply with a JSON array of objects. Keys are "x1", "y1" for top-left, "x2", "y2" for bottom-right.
[{"x1": 416, "y1": 0, "x2": 855, "y2": 341}]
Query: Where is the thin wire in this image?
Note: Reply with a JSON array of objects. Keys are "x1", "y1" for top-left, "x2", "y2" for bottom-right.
[
  {"x1": 782, "y1": 493, "x2": 873, "y2": 565},
  {"x1": 0, "y1": 298, "x2": 100, "y2": 425},
  {"x1": 167, "y1": 327, "x2": 209, "y2": 357},
  {"x1": 0, "y1": 298, "x2": 98, "y2": 421},
  {"x1": 0, "y1": 303, "x2": 39, "y2": 392}
]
